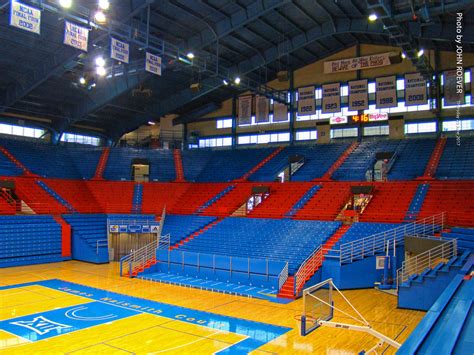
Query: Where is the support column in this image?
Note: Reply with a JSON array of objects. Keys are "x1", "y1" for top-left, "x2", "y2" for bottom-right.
[
  {"x1": 434, "y1": 49, "x2": 442, "y2": 136},
  {"x1": 289, "y1": 69, "x2": 296, "y2": 145},
  {"x1": 355, "y1": 43, "x2": 363, "y2": 142},
  {"x1": 183, "y1": 123, "x2": 188, "y2": 149},
  {"x1": 232, "y1": 94, "x2": 237, "y2": 148}
]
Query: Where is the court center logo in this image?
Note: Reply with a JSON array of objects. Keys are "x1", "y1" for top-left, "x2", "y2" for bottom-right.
[{"x1": 10, "y1": 316, "x2": 71, "y2": 335}]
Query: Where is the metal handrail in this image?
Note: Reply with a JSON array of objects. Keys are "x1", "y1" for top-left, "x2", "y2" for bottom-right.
[
  {"x1": 339, "y1": 212, "x2": 445, "y2": 264},
  {"x1": 294, "y1": 245, "x2": 323, "y2": 294},
  {"x1": 278, "y1": 262, "x2": 289, "y2": 290},
  {"x1": 96, "y1": 239, "x2": 108, "y2": 254},
  {"x1": 397, "y1": 238, "x2": 457, "y2": 287}
]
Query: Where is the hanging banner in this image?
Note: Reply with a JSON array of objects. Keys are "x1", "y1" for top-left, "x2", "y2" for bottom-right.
[
  {"x1": 145, "y1": 52, "x2": 162, "y2": 75},
  {"x1": 348, "y1": 79, "x2": 369, "y2": 111},
  {"x1": 238, "y1": 95, "x2": 252, "y2": 125},
  {"x1": 255, "y1": 96, "x2": 269, "y2": 123},
  {"x1": 63, "y1": 21, "x2": 89, "y2": 52},
  {"x1": 110, "y1": 37, "x2": 130, "y2": 64},
  {"x1": 273, "y1": 102, "x2": 288, "y2": 122},
  {"x1": 297, "y1": 86, "x2": 315, "y2": 115},
  {"x1": 376, "y1": 75, "x2": 397, "y2": 108},
  {"x1": 10, "y1": 0, "x2": 41, "y2": 34},
  {"x1": 322, "y1": 82, "x2": 341, "y2": 113},
  {"x1": 404, "y1": 73, "x2": 427, "y2": 106},
  {"x1": 444, "y1": 69, "x2": 465, "y2": 105},
  {"x1": 324, "y1": 52, "x2": 394, "y2": 74}
]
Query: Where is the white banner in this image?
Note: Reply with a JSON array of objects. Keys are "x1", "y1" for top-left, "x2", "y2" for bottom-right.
[
  {"x1": 404, "y1": 73, "x2": 427, "y2": 106},
  {"x1": 322, "y1": 83, "x2": 341, "y2": 113},
  {"x1": 298, "y1": 86, "x2": 315, "y2": 115},
  {"x1": 238, "y1": 95, "x2": 252, "y2": 125},
  {"x1": 324, "y1": 52, "x2": 393, "y2": 74},
  {"x1": 255, "y1": 96, "x2": 269, "y2": 123},
  {"x1": 348, "y1": 79, "x2": 368, "y2": 111},
  {"x1": 273, "y1": 102, "x2": 288, "y2": 122},
  {"x1": 110, "y1": 37, "x2": 129, "y2": 64},
  {"x1": 10, "y1": 0, "x2": 41, "y2": 34},
  {"x1": 63, "y1": 21, "x2": 89, "y2": 52},
  {"x1": 444, "y1": 69, "x2": 465, "y2": 105},
  {"x1": 330, "y1": 116, "x2": 348, "y2": 125},
  {"x1": 376, "y1": 75, "x2": 397, "y2": 108},
  {"x1": 145, "y1": 52, "x2": 162, "y2": 76}
]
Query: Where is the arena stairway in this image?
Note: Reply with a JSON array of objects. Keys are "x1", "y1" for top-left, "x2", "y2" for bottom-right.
[
  {"x1": 284, "y1": 185, "x2": 321, "y2": 218},
  {"x1": 173, "y1": 149, "x2": 185, "y2": 182},
  {"x1": 170, "y1": 218, "x2": 222, "y2": 250},
  {"x1": 420, "y1": 136, "x2": 446, "y2": 179},
  {"x1": 440, "y1": 228, "x2": 474, "y2": 252},
  {"x1": 398, "y1": 250, "x2": 471, "y2": 311},
  {"x1": 403, "y1": 183, "x2": 430, "y2": 222},
  {"x1": 36, "y1": 180, "x2": 76, "y2": 213},
  {"x1": 92, "y1": 147, "x2": 110, "y2": 180},
  {"x1": 195, "y1": 185, "x2": 235, "y2": 214},
  {"x1": 131, "y1": 183, "x2": 143, "y2": 214},
  {"x1": 0, "y1": 144, "x2": 35, "y2": 176},
  {"x1": 201, "y1": 184, "x2": 254, "y2": 217}
]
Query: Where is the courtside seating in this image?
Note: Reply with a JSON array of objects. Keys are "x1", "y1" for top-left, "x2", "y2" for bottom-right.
[
  {"x1": 162, "y1": 214, "x2": 217, "y2": 244},
  {"x1": 249, "y1": 143, "x2": 350, "y2": 182},
  {"x1": 418, "y1": 181, "x2": 474, "y2": 227},
  {"x1": 360, "y1": 182, "x2": 418, "y2": 223},
  {"x1": 436, "y1": 137, "x2": 474, "y2": 179},
  {"x1": 388, "y1": 138, "x2": 436, "y2": 180},
  {"x1": 330, "y1": 222, "x2": 400, "y2": 250},
  {"x1": 179, "y1": 217, "x2": 340, "y2": 273},
  {"x1": 0, "y1": 215, "x2": 62, "y2": 267},
  {"x1": 0, "y1": 138, "x2": 81, "y2": 179},
  {"x1": 104, "y1": 147, "x2": 175, "y2": 181},
  {"x1": 183, "y1": 147, "x2": 274, "y2": 182},
  {"x1": 332, "y1": 139, "x2": 402, "y2": 181}
]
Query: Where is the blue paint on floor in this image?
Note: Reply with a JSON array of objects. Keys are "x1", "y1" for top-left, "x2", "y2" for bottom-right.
[
  {"x1": 138, "y1": 272, "x2": 292, "y2": 304},
  {"x1": 0, "y1": 280, "x2": 291, "y2": 354}
]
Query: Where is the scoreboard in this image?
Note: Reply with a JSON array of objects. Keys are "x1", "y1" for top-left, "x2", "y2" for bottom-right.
[{"x1": 350, "y1": 113, "x2": 388, "y2": 124}]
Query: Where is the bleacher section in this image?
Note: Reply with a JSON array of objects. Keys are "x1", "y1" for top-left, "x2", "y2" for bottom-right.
[
  {"x1": 436, "y1": 136, "x2": 474, "y2": 179},
  {"x1": 360, "y1": 182, "x2": 418, "y2": 223},
  {"x1": 162, "y1": 214, "x2": 217, "y2": 245},
  {"x1": 45, "y1": 179, "x2": 102, "y2": 213},
  {"x1": 104, "y1": 147, "x2": 175, "y2": 181},
  {"x1": 0, "y1": 147, "x2": 23, "y2": 176},
  {"x1": 404, "y1": 183, "x2": 429, "y2": 222},
  {"x1": 86, "y1": 181, "x2": 134, "y2": 213},
  {"x1": 418, "y1": 181, "x2": 474, "y2": 227},
  {"x1": 388, "y1": 138, "x2": 436, "y2": 180},
  {"x1": 142, "y1": 182, "x2": 189, "y2": 215},
  {"x1": 178, "y1": 217, "x2": 341, "y2": 273},
  {"x1": 201, "y1": 183, "x2": 253, "y2": 217},
  {"x1": 170, "y1": 183, "x2": 229, "y2": 215},
  {"x1": 37, "y1": 180, "x2": 75, "y2": 213},
  {"x1": 398, "y1": 254, "x2": 473, "y2": 354},
  {"x1": 249, "y1": 143, "x2": 350, "y2": 182},
  {"x1": 441, "y1": 228, "x2": 474, "y2": 252},
  {"x1": 63, "y1": 214, "x2": 108, "y2": 263},
  {"x1": 68, "y1": 145, "x2": 103, "y2": 180},
  {"x1": 249, "y1": 182, "x2": 313, "y2": 219},
  {"x1": 0, "y1": 215, "x2": 63, "y2": 267},
  {"x1": 285, "y1": 185, "x2": 321, "y2": 218}
]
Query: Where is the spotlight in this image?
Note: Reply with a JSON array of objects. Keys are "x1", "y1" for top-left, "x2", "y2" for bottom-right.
[
  {"x1": 148, "y1": 121, "x2": 156, "y2": 125},
  {"x1": 417, "y1": 49, "x2": 424, "y2": 57},
  {"x1": 95, "y1": 56, "x2": 105, "y2": 67},
  {"x1": 98, "y1": 0, "x2": 109, "y2": 10},
  {"x1": 223, "y1": 79, "x2": 229, "y2": 86},
  {"x1": 94, "y1": 10, "x2": 106, "y2": 23},
  {"x1": 59, "y1": 0, "x2": 72, "y2": 9},
  {"x1": 186, "y1": 52, "x2": 195, "y2": 59},
  {"x1": 79, "y1": 76, "x2": 86, "y2": 85},
  {"x1": 96, "y1": 66, "x2": 106, "y2": 76},
  {"x1": 368, "y1": 13, "x2": 378, "y2": 22},
  {"x1": 234, "y1": 76, "x2": 241, "y2": 85},
  {"x1": 401, "y1": 52, "x2": 406, "y2": 59}
]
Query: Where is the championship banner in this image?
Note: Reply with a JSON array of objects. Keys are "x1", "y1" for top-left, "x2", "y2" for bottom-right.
[
  {"x1": 255, "y1": 96, "x2": 269, "y2": 123},
  {"x1": 322, "y1": 83, "x2": 341, "y2": 113},
  {"x1": 273, "y1": 102, "x2": 288, "y2": 122},
  {"x1": 63, "y1": 21, "x2": 89, "y2": 52},
  {"x1": 376, "y1": 75, "x2": 397, "y2": 108},
  {"x1": 324, "y1": 52, "x2": 393, "y2": 74},
  {"x1": 404, "y1": 73, "x2": 427, "y2": 106},
  {"x1": 238, "y1": 95, "x2": 252, "y2": 125},
  {"x1": 145, "y1": 52, "x2": 162, "y2": 75},
  {"x1": 444, "y1": 70, "x2": 465, "y2": 105},
  {"x1": 110, "y1": 37, "x2": 130, "y2": 64},
  {"x1": 348, "y1": 79, "x2": 368, "y2": 111},
  {"x1": 297, "y1": 86, "x2": 315, "y2": 115},
  {"x1": 10, "y1": 0, "x2": 41, "y2": 34}
]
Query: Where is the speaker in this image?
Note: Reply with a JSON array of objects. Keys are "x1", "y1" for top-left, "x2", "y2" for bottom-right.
[
  {"x1": 389, "y1": 52, "x2": 403, "y2": 64},
  {"x1": 277, "y1": 71, "x2": 289, "y2": 82},
  {"x1": 190, "y1": 83, "x2": 201, "y2": 92}
]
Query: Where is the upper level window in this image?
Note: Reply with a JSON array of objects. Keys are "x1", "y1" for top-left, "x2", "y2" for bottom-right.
[
  {"x1": 61, "y1": 133, "x2": 100, "y2": 146},
  {"x1": 216, "y1": 118, "x2": 232, "y2": 129},
  {"x1": 0, "y1": 123, "x2": 44, "y2": 138}
]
